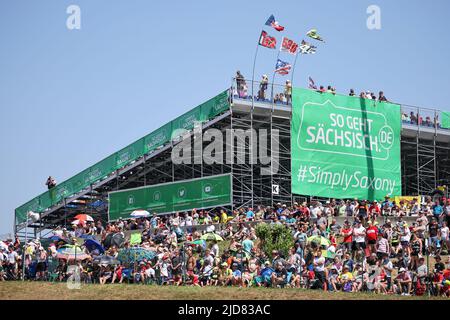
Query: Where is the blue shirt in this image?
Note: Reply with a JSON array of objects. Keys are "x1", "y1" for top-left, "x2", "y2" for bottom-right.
[
  {"x1": 246, "y1": 211, "x2": 254, "y2": 219},
  {"x1": 433, "y1": 205, "x2": 443, "y2": 216},
  {"x1": 242, "y1": 239, "x2": 254, "y2": 253}
]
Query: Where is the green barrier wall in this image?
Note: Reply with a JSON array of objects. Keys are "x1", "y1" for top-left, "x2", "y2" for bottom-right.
[{"x1": 108, "y1": 174, "x2": 232, "y2": 221}]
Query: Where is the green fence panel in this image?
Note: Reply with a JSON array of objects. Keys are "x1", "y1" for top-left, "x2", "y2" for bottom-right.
[
  {"x1": 88, "y1": 153, "x2": 117, "y2": 184},
  {"x1": 15, "y1": 197, "x2": 40, "y2": 224},
  {"x1": 39, "y1": 191, "x2": 53, "y2": 211},
  {"x1": 144, "y1": 122, "x2": 172, "y2": 154},
  {"x1": 171, "y1": 106, "x2": 202, "y2": 138},
  {"x1": 108, "y1": 174, "x2": 232, "y2": 220},
  {"x1": 441, "y1": 111, "x2": 450, "y2": 129},
  {"x1": 64, "y1": 168, "x2": 92, "y2": 196},
  {"x1": 200, "y1": 90, "x2": 230, "y2": 121},
  {"x1": 116, "y1": 138, "x2": 145, "y2": 169},
  {"x1": 49, "y1": 182, "x2": 71, "y2": 205}
]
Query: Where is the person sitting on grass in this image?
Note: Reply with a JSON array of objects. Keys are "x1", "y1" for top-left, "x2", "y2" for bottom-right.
[
  {"x1": 395, "y1": 267, "x2": 412, "y2": 295},
  {"x1": 271, "y1": 261, "x2": 287, "y2": 288},
  {"x1": 338, "y1": 265, "x2": 354, "y2": 292}
]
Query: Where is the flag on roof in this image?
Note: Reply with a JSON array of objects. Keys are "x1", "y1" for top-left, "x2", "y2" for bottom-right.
[
  {"x1": 258, "y1": 30, "x2": 277, "y2": 49},
  {"x1": 275, "y1": 59, "x2": 291, "y2": 75},
  {"x1": 280, "y1": 37, "x2": 298, "y2": 55},
  {"x1": 308, "y1": 77, "x2": 317, "y2": 89},
  {"x1": 265, "y1": 15, "x2": 285, "y2": 32},
  {"x1": 306, "y1": 28, "x2": 325, "y2": 42},
  {"x1": 300, "y1": 40, "x2": 317, "y2": 54}
]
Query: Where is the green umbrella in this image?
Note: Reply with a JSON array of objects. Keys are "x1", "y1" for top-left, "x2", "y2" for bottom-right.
[
  {"x1": 200, "y1": 233, "x2": 223, "y2": 241},
  {"x1": 307, "y1": 235, "x2": 331, "y2": 247},
  {"x1": 321, "y1": 249, "x2": 335, "y2": 259}
]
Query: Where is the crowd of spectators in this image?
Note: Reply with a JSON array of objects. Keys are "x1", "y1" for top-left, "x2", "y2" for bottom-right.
[{"x1": 1, "y1": 196, "x2": 450, "y2": 297}]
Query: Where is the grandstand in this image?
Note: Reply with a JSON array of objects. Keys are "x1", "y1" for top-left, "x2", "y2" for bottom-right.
[{"x1": 14, "y1": 79, "x2": 450, "y2": 240}]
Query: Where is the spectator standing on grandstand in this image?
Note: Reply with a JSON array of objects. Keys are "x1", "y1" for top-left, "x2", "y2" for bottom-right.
[
  {"x1": 349, "y1": 89, "x2": 355, "y2": 96},
  {"x1": 284, "y1": 80, "x2": 292, "y2": 104},
  {"x1": 235, "y1": 71, "x2": 247, "y2": 98},
  {"x1": 378, "y1": 91, "x2": 388, "y2": 102},
  {"x1": 45, "y1": 176, "x2": 56, "y2": 189},
  {"x1": 258, "y1": 75, "x2": 268, "y2": 101}
]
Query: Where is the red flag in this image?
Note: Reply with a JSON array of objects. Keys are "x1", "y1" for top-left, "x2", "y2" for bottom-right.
[
  {"x1": 258, "y1": 30, "x2": 277, "y2": 49},
  {"x1": 280, "y1": 37, "x2": 298, "y2": 55}
]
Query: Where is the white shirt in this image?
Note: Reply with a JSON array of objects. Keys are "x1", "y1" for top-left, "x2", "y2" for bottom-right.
[
  {"x1": 400, "y1": 227, "x2": 411, "y2": 242},
  {"x1": 353, "y1": 226, "x2": 366, "y2": 243},
  {"x1": 313, "y1": 256, "x2": 325, "y2": 272},
  {"x1": 8, "y1": 251, "x2": 18, "y2": 264},
  {"x1": 441, "y1": 227, "x2": 449, "y2": 240}
]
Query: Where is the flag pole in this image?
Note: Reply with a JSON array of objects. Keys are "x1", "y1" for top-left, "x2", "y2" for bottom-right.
[
  {"x1": 290, "y1": 51, "x2": 299, "y2": 85},
  {"x1": 251, "y1": 42, "x2": 260, "y2": 110}
]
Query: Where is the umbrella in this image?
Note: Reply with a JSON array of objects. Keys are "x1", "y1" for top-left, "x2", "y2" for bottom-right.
[
  {"x1": 200, "y1": 233, "x2": 223, "y2": 242},
  {"x1": 117, "y1": 247, "x2": 156, "y2": 264},
  {"x1": 185, "y1": 239, "x2": 206, "y2": 248},
  {"x1": 321, "y1": 249, "x2": 335, "y2": 259},
  {"x1": 307, "y1": 235, "x2": 331, "y2": 247},
  {"x1": 103, "y1": 233, "x2": 125, "y2": 249},
  {"x1": 0, "y1": 241, "x2": 8, "y2": 251},
  {"x1": 48, "y1": 235, "x2": 68, "y2": 246},
  {"x1": 84, "y1": 239, "x2": 105, "y2": 254},
  {"x1": 74, "y1": 214, "x2": 94, "y2": 223},
  {"x1": 130, "y1": 210, "x2": 150, "y2": 218},
  {"x1": 93, "y1": 255, "x2": 120, "y2": 265},
  {"x1": 56, "y1": 245, "x2": 90, "y2": 261}
]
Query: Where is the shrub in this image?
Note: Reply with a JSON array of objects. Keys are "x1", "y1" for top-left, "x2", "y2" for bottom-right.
[{"x1": 255, "y1": 223, "x2": 293, "y2": 258}]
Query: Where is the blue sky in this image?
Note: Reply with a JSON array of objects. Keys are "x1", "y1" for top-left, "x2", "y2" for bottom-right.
[{"x1": 1, "y1": 0, "x2": 449, "y2": 235}]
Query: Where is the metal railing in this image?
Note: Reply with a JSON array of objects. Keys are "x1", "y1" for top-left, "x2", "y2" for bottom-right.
[
  {"x1": 231, "y1": 78, "x2": 450, "y2": 132},
  {"x1": 231, "y1": 78, "x2": 292, "y2": 107}
]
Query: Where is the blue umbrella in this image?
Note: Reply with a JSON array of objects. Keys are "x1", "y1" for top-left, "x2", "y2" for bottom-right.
[
  {"x1": 48, "y1": 235, "x2": 68, "y2": 246},
  {"x1": 84, "y1": 239, "x2": 105, "y2": 254}
]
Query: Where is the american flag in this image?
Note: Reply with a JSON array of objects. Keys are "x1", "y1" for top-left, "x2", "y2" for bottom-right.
[{"x1": 275, "y1": 59, "x2": 291, "y2": 75}]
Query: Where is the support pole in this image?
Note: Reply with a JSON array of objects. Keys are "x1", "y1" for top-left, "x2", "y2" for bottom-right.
[{"x1": 251, "y1": 43, "x2": 260, "y2": 110}]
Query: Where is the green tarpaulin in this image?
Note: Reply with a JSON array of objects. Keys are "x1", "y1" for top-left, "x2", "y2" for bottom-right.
[
  {"x1": 441, "y1": 111, "x2": 450, "y2": 129},
  {"x1": 108, "y1": 174, "x2": 232, "y2": 221},
  {"x1": 291, "y1": 88, "x2": 402, "y2": 200}
]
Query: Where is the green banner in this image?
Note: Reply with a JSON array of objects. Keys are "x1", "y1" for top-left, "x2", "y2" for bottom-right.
[
  {"x1": 108, "y1": 174, "x2": 232, "y2": 221},
  {"x1": 144, "y1": 122, "x2": 172, "y2": 154},
  {"x1": 116, "y1": 138, "x2": 145, "y2": 168},
  {"x1": 441, "y1": 111, "x2": 450, "y2": 129},
  {"x1": 200, "y1": 90, "x2": 230, "y2": 120},
  {"x1": 291, "y1": 88, "x2": 401, "y2": 200}
]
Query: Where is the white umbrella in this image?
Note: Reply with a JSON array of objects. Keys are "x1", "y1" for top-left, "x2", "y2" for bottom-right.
[
  {"x1": 0, "y1": 241, "x2": 8, "y2": 250},
  {"x1": 130, "y1": 210, "x2": 150, "y2": 218},
  {"x1": 71, "y1": 219, "x2": 80, "y2": 225}
]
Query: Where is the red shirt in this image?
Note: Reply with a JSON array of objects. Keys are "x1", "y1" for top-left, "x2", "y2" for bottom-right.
[
  {"x1": 342, "y1": 228, "x2": 353, "y2": 243},
  {"x1": 369, "y1": 205, "x2": 380, "y2": 215},
  {"x1": 366, "y1": 226, "x2": 378, "y2": 241}
]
